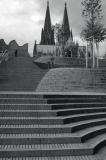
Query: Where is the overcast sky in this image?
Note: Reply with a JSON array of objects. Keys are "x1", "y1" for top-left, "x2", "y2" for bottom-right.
[{"x1": 0, "y1": 0, "x2": 106, "y2": 56}]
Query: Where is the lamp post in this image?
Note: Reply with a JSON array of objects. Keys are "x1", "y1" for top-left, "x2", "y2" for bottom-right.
[
  {"x1": 86, "y1": 36, "x2": 95, "y2": 68},
  {"x1": 92, "y1": 37, "x2": 95, "y2": 68},
  {"x1": 95, "y1": 40, "x2": 99, "y2": 68},
  {"x1": 86, "y1": 41, "x2": 88, "y2": 69},
  {"x1": 97, "y1": 42, "x2": 99, "y2": 68}
]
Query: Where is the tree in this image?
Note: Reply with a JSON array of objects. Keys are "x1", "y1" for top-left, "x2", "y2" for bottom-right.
[
  {"x1": 52, "y1": 23, "x2": 64, "y2": 45},
  {"x1": 81, "y1": 0, "x2": 106, "y2": 67}
]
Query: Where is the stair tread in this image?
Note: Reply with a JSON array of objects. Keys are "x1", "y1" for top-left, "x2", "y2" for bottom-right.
[
  {"x1": 0, "y1": 117, "x2": 62, "y2": 119},
  {"x1": 0, "y1": 133, "x2": 78, "y2": 138},
  {"x1": 0, "y1": 97, "x2": 103, "y2": 100},
  {"x1": 0, "y1": 156, "x2": 97, "y2": 160},
  {"x1": 1, "y1": 106, "x2": 106, "y2": 112},
  {"x1": 0, "y1": 110, "x2": 55, "y2": 113},
  {"x1": 64, "y1": 112, "x2": 106, "y2": 119},
  {"x1": 0, "y1": 112, "x2": 106, "y2": 119},
  {"x1": 1, "y1": 118, "x2": 106, "y2": 128},
  {"x1": 0, "y1": 102, "x2": 106, "y2": 106},
  {"x1": 0, "y1": 143, "x2": 90, "y2": 151},
  {"x1": 0, "y1": 125, "x2": 106, "y2": 139}
]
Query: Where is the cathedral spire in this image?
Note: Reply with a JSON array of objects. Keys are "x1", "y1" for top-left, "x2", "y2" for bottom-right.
[
  {"x1": 44, "y1": 1, "x2": 51, "y2": 32},
  {"x1": 40, "y1": 1, "x2": 55, "y2": 45},
  {"x1": 62, "y1": 2, "x2": 71, "y2": 45},
  {"x1": 47, "y1": 1, "x2": 49, "y2": 6}
]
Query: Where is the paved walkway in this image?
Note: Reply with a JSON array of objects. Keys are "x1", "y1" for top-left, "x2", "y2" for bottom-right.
[{"x1": 0, "y1": 57, "x2": 47, "y2": 91}]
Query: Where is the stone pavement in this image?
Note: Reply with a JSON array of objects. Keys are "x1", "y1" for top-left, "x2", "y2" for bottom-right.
[{"x1": 0, "y1": 57, "x2": 47, "y2": 91}]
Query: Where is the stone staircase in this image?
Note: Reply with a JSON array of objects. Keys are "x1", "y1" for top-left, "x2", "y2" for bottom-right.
[
  {"x1": 0, "y1": 57, "x2": 47, "y2": 91},
  {"x1": 36, "y1": 68, "x2": 106, "y2": 93},
  {"x1": 0, "y1": 93, "x2": 106, "y2": 159},
  {"x1": 54, "y1": 57, "x2": 92, "y2": 68},
  {"x1": 54, "y1": 57, "x2": 106, "y2": 68}
]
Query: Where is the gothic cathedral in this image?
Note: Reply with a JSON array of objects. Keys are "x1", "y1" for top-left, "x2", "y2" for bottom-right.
[{"x1": 40, "y1": 1, "x2": 73, "y2": 46}]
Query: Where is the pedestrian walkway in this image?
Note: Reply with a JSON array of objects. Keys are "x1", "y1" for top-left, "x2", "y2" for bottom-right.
[{"x1": 0, "y1": 57, "x2": 47, "y2": 91}]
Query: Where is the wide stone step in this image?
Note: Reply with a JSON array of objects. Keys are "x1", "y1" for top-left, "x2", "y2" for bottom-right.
[
  {"x1": 1, "y1": 119, "x2": 106, "y2": 135},
  {"x1": 0, "y1": 98, "x2": 47, "y2": 104},
  {"x1": 1, "y1": 103, "x2": 106, "y2": 111},
  {"x1": 0, "y1": 117, "x2": 63, "y2": 125},
  {"x1": 1, "y1": 97, "x2": 106, "y2": 104},
  {"x1": 52, "y1": 103, "x2": 106, "y2": 110},
  {"x1": 0, "y1": 113, "x2": 106, "y2": 125},
  {"x1": 0, "y1": 110, "x2": 56, "y2": 117},
  {"x1": 0, "y1": 143, "x2": 93, "y2": 157},
  {"x1": 1, "y1": 125, "x2": 106, "y2": 145},
  {"x1": 1, "y1": 125, "x2": 106, "y2": 144},
  {"x1": 1, "y1": 107, "x2": 106, "y2": 118},
  {"x1": 0, "y1": 104, "x2": 51, "y2": 110},
  {"x1": 0, "y1": 134, "x2": 106, "y2": 158}
]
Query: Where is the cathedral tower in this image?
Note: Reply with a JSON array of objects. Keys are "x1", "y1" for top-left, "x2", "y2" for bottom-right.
[
  {"x1": 62, "y1": 2, "x2": 73, "y2": 45},
  {"x1": 40, "y1": 1, "x2": 55, "y2": 45}
]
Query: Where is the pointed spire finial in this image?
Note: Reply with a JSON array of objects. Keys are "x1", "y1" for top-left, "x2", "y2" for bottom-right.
[
  {"x1": 47, "y1": 1, "x2": 49, "y2": 6},
  {"x1": 65, "y1": 2, "x2": 67, "y2": 7}
]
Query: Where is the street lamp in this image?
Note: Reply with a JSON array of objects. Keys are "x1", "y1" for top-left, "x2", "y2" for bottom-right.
[{"x1": 86, "y1": 36, "x2": 95, "y2": 68}]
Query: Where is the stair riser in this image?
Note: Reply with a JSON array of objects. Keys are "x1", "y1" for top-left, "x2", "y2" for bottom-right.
[
  {"x1": 0, "y1": 112, "x2": 56, "y2": 117},
  {"x1": 0, "y1": 99, "x2": 47, "y2": 104},
  {"x1": 0, "y1": 149, "x2": 93, "y2": 157},
  {"x1": 0, "y1": 137, "x2": 81, "y2": 145},
  {"x1": 47, "y1": 99, "x2": 106, "y2": 104},
  {"x1": 94, "y1": 140, "x2": 106, "y2": 154},
  {"x1": 57, "y1": 108, "x2": 106, "y2": 116},
  {"x1": 0, "y1": 95, "x2": 43, "y2": 98},
  {"x1": 0, "y1": 105, "x2": 51, "y2": 110},
  {"x1": 0, "y1": 127, "x2": 72, "y2": 134},
  {"x1": 44, "y1": 95, "x2": 106, "y2": 99},
  {"x1": 72, "y1": 120, "x2": 106, "y2": 132},
  {"x1": 64, "y1": 114, "x2": 106, "y2": 124},
  {"x1": 0, "y1": 119, "x2": 63, "y2": 125},
  {"x1": 52, "y1": 103, "x2": 106, "y2": 110},
  {"x1": 81, "y1": 128, "x2": 106, "y2": 143}
]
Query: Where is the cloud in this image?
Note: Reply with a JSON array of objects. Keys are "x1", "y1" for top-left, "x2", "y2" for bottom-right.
[{"x1": 0, "y1": 0, "x2": 106, "y2": 55}]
